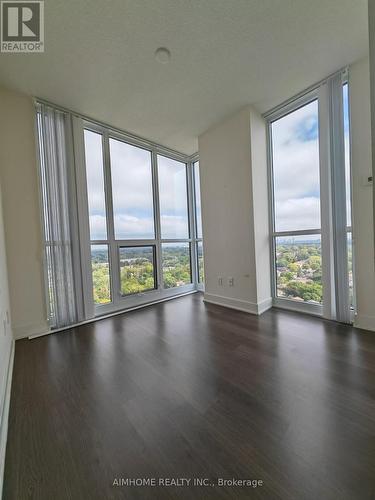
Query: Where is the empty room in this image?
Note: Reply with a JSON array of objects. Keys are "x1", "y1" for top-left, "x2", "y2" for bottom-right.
[{"x1": 1, "y1": 1, "x2": 375, "y2": 498}]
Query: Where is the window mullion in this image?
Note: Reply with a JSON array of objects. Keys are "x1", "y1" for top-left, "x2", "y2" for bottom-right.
[
  {"x1": 328, "y1": 74, "x2": 350, "y2": 323},
  {"x1": 188, "y1": 161, "x2": 198, "y2": 286},
  {"x1": 151, "y1": 150, "x2": 163, "y2": 290},
  {"x1": 273, "y1": 229, "x2": 322, "y2": 238},
  {"x1": 318, "y1": 83, "x2": 336, "y2": 320},
  {"x1": 102, "y1": 130, "x2": 120, "y2": 305},
  {"x1": 72, "y1": 116, "x2": 95, "y2": 319},
  {"x1": 267, "y1": 123, "x2": 277, "y2": 299}
]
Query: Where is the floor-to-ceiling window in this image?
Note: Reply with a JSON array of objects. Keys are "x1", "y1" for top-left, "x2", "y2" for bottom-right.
[
  {"x1": 271, "y1": 98, "x2": 322, "y2": 306},
  {"x1": 80, "y1": 122, "x2": 202, "y2": 317},
  {"x1": 267, "y1": 70, "x2": 353, "y2": 322},
  {"x1": 84, "y1": 129, "x2": 112, "y2": 305},
  {"x1": 37, "y1": 102, "x2": 203, "y2": 327},
  {"x1": 158, "y1": 155, "x2": 192, "y2": 289}
]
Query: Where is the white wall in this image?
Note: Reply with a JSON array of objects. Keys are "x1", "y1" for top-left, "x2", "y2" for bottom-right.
[
  {"x1": 0, "y1": 173, "x2": 13, "y2": 494},
  {"x1": 369, "y1": 0, "x2": 375, "y2": 237},
  {"x1": 198, "y1": 106, "x2": 271, "y2": 314},
  {"x1": 0, "y1": 87, "x2": 48, "y2": 339},
  {"x1": 0, "y1": 179, "x2": 12, "y2": 409},
  {"x1": 250, "y1": 110, "x2": 271, "y2": 307},
  {"x1": 350, "y1": 57, "x2": 375, "y2": 330}
]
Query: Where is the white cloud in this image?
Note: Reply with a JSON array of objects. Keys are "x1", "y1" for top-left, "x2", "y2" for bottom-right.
[
  {"x1": 110, "y1": 139, "x2": 155, "y2": 214},
  {"x1": 275, "y1": 197, "x2": 320, "y2": 232},
  {"x1": 114, "y1": 214, "x2": 155, "y2": 239},
  {"x1": 89, "y1": 214, "x2": 155, "y2": 240},
  {"x1": 272, "y1": 100, "x2": 318, "y2": 148},
  {"x1": 160, "y1": 215, "x2": 189, "y2": 239},
  {"x1": 158, "y1": 156, "x2": 189, "y2": 218},
  {"x1": 89, "y1": 214, "x2": 107, "y2": 240},
  {"x1": 84, "y1": 133, "x2": 189, "y2": 240},
  {"x1": 272, "y1": 100, "x2": 321, "y2": 231}
]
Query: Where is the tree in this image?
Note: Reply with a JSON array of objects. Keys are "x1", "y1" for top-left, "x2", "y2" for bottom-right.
[
  {"x1": 288, "y1": 262, "x2": 299, "y2": 274},
  {"x1": 308, "y1": 255, "x2": 321, "y2": 271},
  {"x1": 285, "y1": 280, "x2": 322, "y2": 303}
]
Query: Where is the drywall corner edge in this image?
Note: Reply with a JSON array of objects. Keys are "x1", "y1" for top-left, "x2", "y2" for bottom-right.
[{"x1": 0, "y1": 339, "x2": 14, "y2": 499}]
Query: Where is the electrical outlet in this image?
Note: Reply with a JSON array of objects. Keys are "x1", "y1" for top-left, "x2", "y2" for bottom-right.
[
  {"x1": 228, "y1": 277, "x2": 234, "y2": 286},
  {"x1": 363, "y1": 174, "x2": 373, "y2": 186},
  {"x1": 218, "y1": 277, "x2": 223, "y2": 286}
]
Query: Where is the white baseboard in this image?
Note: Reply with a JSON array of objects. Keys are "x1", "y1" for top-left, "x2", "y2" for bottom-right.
[
  {"x1": 203, "y1": 293, "x2": 272, "y2": 315},
  {"x1": 13, "y1": 321, "x2": 50, "y2": 340},
  {"x1": 258, "y1": 297, "x2": 273, "y2": 314},
  {"x1": 0, "y1": 340, "x2": 14, "y2": 499},
  {"x1": 354, "y1": 314, "x2": 375, "y2": 332}
]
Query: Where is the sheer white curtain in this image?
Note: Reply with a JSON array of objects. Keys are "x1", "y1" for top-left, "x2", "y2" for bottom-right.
[{"x1": 37, "y1": 104, "x2": 83, "y2": 328}]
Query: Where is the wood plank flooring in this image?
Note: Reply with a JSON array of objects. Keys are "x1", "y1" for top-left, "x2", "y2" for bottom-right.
[{"x1": 3, "y1": 293, "x2": 375, "y2": 499}]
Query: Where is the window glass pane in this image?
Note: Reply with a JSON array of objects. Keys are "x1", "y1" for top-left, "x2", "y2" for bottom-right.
[
  {"x1": 272, "y1": 100, "x2": 321, "y2": 231},
  {"x1": 91, "y1": 245, "x2": 111, "y2": 304},
  {"x1": 162, "y1": 243, "x2": 191, "y2": 288},
  {"x1": 194, "y1": 162, "x2": 202, "y2": 238},
  {"x1": 110, "y1": 139, "x2": 155, "y2": 239},
  {"x1": 158, "y1": 156, "x2": 189, "y2": 239},
  {"x1": 343, "y1": 84, "x2": 351, "y2": 226},
  {"x1": 84, "y1": 130, "x2": 107, "y2": 240},
  {"x1": 197, "y1": 241, "x2": 204, "y2": 283},
  {"x1": 275, "y1": 235, "x2": 322, "y2": 304},
  {"x1": 119, "y1": 246, "x2": 156, "y2": 295}
]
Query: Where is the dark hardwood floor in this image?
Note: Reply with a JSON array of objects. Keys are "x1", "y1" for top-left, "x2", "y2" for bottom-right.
[{"x1": 3, "y1": 293, "x2": 375, "y2": 499}]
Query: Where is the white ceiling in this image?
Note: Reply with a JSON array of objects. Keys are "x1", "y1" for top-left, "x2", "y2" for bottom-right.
[{"x1": 0, "y1": 0, "x2": 368, "y2": 154}]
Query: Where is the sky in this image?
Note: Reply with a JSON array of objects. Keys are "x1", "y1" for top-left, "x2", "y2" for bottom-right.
[
  {"x1": 272, "y1": 99, "x2": 321, "y2": 232},
  {"x1": 84, "y1": 131, "x2": 190, "y2": 241},
  {"x1": 272, "y1": 86, "x2": 351, "y2": 233},
  {"x1": 158, "y1": 155, "x2": 189, "y2": 239},
  {"x1": 84, "y1": 130, "x2": 107, "y2": 240}
]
